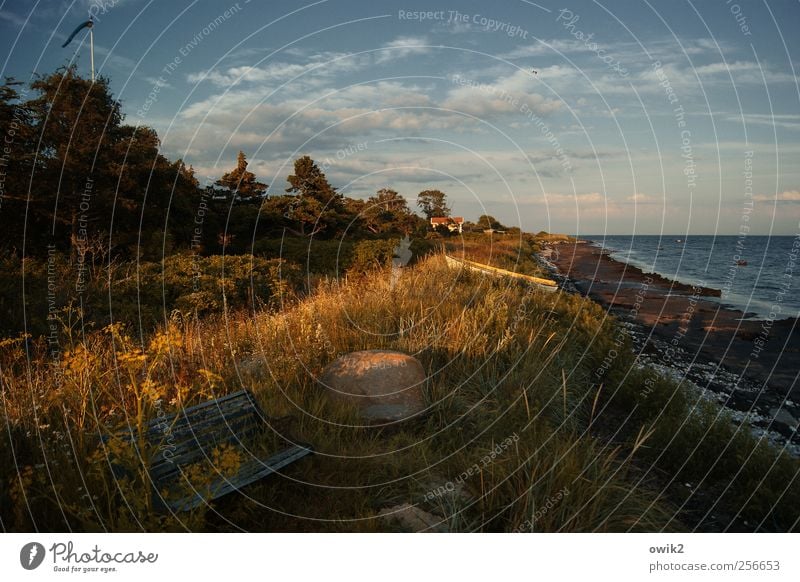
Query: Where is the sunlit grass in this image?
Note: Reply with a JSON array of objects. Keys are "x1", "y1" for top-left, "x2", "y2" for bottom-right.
[{"x1": 1, "y1": 243, "x2": 798, "y2": 532}]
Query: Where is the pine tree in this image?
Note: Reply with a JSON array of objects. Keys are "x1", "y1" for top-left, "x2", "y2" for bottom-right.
[
  {"x1": 270, "y1": 156, "x2": 346, "y2": 237},
  {"x1": 285, "y1": 155, "x2": 340, "y2": 206},
  {"x1": 216, "y1": 151, "x2": 267, "y2": 199}
]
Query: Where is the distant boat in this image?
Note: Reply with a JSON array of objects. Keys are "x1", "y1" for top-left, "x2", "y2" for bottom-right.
[
  {"x1": 675, "y1": 239, "x2": 683, "y2": 243},
  {"x1": 736, "y1": 259, "x2": 748, "y2": 266}
]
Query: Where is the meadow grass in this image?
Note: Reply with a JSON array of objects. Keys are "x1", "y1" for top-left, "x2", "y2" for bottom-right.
[{"x1": 1, "y1": 240, "x2": 797, "y2": 532}]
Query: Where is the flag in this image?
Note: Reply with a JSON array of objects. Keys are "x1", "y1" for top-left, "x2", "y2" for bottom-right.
[{"x1": 61, "y1": 19, "x2": 93, "y2": 48}]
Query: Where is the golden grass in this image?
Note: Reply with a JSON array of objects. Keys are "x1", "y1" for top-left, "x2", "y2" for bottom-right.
[
  {"x1": 444, "y1": 254, "x2": 557, "y2": 288},
  {"x1": 1, "y1": 244, "x2": 797, "y2": 532}
]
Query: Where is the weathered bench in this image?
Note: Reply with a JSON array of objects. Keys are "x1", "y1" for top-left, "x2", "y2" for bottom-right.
[{"x1": 106, "y1": 389, "x2": 313, "y2": 512}]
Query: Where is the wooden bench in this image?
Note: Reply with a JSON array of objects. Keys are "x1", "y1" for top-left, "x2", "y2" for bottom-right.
[{"x1": 106, "y1": 389, "x2": 313, "y2": 512}]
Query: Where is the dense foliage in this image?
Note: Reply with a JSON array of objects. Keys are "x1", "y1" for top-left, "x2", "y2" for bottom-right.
[{"x1": 0, "y1": 68, "x2": 446, "y2": 339}]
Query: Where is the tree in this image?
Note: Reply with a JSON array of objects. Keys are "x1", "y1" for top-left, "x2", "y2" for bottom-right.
[
  {"x1": 371, "y1": 188, "x2": 408, "y2": 213},
  {"x1": 280, "y1": 156, "x2": 345, "y2": 237},
  {"x1": 216, "y1": 151, "x2": 267, "y2": 199},
  {"x1": 0, "y1": 79, "x2": 35, "y2": 251},
  {"x1": 478, "y1": 215, "x2": 503, "y2": 230},
  {"x1": 14, "y1": 66, "x2": 203, "y2": 260},
  {"x1": 417, "y1": 189, "x2": 450, "y2": 219},
  {"x1": 27, "y1": 66, "x2": 126, "y2": 260},
  {"x1": 362, "y1": 188, "x2": 416, "y2": 235},
  {"x1": 286, "y1": 155, "x2": 339, "y2": 206}
]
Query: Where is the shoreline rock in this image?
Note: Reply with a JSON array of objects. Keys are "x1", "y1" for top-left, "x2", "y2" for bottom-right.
[{"x1": 545, "y1": 240, "x2": 800, "y2": 456}]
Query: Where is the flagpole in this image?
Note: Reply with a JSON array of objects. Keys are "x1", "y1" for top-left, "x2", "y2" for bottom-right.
[{"x1": 89, "y1": 24, "x2": 95, "y2": 83}]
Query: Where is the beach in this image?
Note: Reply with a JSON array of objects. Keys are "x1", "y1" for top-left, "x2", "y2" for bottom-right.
[{"x1": 543, "y1": 240, "x2": 800, "y2": 452}]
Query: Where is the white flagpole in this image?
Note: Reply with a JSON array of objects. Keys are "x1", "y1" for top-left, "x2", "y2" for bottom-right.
[{"x1": 89, "y1": 24, "x2": 95, "y2": 82}]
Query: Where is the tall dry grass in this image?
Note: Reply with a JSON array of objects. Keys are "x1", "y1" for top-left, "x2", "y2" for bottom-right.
[{"x1": 1, "y1": 250, "x2": 797, "y2": 531}]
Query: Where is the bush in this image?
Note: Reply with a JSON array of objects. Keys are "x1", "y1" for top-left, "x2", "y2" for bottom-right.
[
  {"x1": 409, "y1": 237, "x2": 438, "y2": 262},
  {"x1": 0, "y1": 253, "x2": 304, "y2": 338},
  {"x1": 347, "y1": 238, "x2": 399, "y2": 275},
  {"x1": 110, "y1": 254, "x2": 303, "y2": 321},
  {"x1": 253, "y1": 237, "x2": 355, "y2": 275}
]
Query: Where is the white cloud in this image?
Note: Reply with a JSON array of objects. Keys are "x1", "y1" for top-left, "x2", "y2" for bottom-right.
[
  {"x1": 183, "y1": 36, "x2": 436, "y2": 95},
  {"x1": 444, "y1": 69, "x2": 563, "y2": 117},
  {"x1": 754, "y1": 190, "x2": 800, "y2": 202},
  {"x1": 518, "y1": 191, "x2": 664, "y2": 208},
  {"x1": 516, "y1": 192, "x2": 607, "y2": 206},
  {"x1": 731, "y1": 113, "x2": 800, "y2": 131},
  {"x1": 166, "y1": 61, "x2": 566, "y2": 167},
  {"x1": 376, "y1": 36, "x2": 430, "y2": 63},
  {"x1": 692, "y1": 60, "x2": 797, "y2": 84},
  {"x1": 187, "y1": 52, "x2": 370, "y2": 87},
  {"x1": 0, "y1": 9, "x2": 28, "y2": 26},
  {"x1": 626, "y1": 193, "x2": 660, "y2": 203},
  {"x1": 501, "y1": 39, "x2": 603, "y2": 59}
]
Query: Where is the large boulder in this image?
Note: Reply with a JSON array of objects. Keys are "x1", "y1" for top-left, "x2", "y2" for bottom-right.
[
  {"x1": 319, "y1": 350, "x2": 427, "y2": 422},
  {"x1": 377, "y1": 503, "x2": 447, "y2": 532}
]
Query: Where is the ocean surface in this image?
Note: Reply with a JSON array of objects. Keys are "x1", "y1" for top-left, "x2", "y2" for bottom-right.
[{"x1": 583, "y1": 235, "x2": 800, "y2": 320}]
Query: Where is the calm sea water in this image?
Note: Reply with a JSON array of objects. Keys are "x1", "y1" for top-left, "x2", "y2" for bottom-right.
[{"x1": 584, "y1": 235, "x2": 800, "y2": 320}]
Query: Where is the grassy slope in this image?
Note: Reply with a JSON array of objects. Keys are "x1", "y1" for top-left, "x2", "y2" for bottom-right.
[{"x1": 1, "y1": 234, "x2": 798, "y2": 532}]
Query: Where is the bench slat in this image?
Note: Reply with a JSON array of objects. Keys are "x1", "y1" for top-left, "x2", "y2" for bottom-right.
[
  {"x1": 112, "y1": 403, "x2": 261, "y2": 465},
  {"x1": 144, "y1": 418, "x2": 256, "y2": 451},
  {"x1": 103, "y1": 389, "x2": 313, "y2": 513},
  {"x1": 178, "y1": 390, "x2": 258, "y2": 415},
  {"x1": 159, "y1": 443, "x2": 314, "y2": 512},
  {"x1": 146, "y1": 393, "x2": 260, "y2": 436},
  {"x1": 114, "y1": 392, "x2": 260, "y2": 444},
  {"x1": 149, "y1": 427, "x2": 263, "y2": 479}
]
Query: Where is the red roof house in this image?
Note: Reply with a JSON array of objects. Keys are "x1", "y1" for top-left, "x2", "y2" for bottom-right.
[{"x1": 430, "y1": 216, "x2": 464, "y2": 233}]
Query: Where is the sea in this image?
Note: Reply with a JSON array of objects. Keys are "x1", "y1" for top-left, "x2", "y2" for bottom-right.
[{"x1": 583, "y1": 235, "x2": 800, "y2": 320}]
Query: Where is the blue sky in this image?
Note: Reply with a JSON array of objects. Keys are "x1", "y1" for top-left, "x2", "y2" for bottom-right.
[{"x1": 2, "y1": 0, "x2": 799, "y2": 234}]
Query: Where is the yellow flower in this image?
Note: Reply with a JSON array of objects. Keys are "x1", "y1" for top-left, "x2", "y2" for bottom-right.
[
  {"x1": 117, "y1": 349, "x2": 147, "y2": 365},
  {"x1": 140, "y1": 378, "x2": 163, "y2": 404},
  {"x1": 148, "y1": 328, "x2": 181, "y2": 358},
  {"x1": 198, "y1": 368, "x2": 223, "y2": 386},
  {"x1": 212, "y1": 444, "x2": 241, "y2": 478}
]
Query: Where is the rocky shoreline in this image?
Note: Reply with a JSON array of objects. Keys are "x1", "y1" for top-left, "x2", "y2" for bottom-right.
[{"x1": 537, "y1": 239, "x2": 800, "y2": 456}]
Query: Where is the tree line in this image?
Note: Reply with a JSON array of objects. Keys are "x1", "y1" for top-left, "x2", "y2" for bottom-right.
[{"x1": 0, "y1": 66, "x2": 471, "y2": 262}]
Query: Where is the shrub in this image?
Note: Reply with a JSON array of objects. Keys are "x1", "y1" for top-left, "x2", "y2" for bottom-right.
[
  {"x1": 0, "y1": 253, "x2": 304, "y2": 338},
  {"x1": 252, "y1": 237, "x2": 355, "y2": 275},
  {"x1": 347, "y1": 238, "x2": 399, "y2": 275}
]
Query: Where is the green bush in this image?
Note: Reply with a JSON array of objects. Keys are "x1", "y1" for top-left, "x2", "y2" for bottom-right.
[
  {"x1": 347, "y1": 238, "x2": 399, "y2": 275},
  {"x1": 409, "y1": 237, "x2": 438, "y2": 262},
  {"x1": 0, "y1": 253, "x2": 304, "y2": 338},
  {"x1": 109, "y1": 254, "x2": 303, "y2": 321},
  {"x1": 253, "y1": 237, "x2": 355, "y2": 275}
]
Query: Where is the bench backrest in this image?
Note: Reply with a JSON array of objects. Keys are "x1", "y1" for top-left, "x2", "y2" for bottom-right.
[{"x1": 114, "y1": 390, "x2": 266, "y2": 483}]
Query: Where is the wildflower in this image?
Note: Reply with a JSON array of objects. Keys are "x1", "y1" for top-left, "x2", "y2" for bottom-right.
[{"x1": 198, "y1": 368, "x2": 223, "y2": 385}]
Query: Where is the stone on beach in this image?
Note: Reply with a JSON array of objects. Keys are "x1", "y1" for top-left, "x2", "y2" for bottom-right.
[
  {"x1": 770, "y1": 408, "x2": 799, "y2": 430},
  {"x1": 319, "y1": 350, "x2": 427, "y2": 422}
]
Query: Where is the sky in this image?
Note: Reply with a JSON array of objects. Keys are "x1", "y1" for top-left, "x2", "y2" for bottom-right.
[{"x1": 2, "y1": 0, "x2": 799, "y2": 235}]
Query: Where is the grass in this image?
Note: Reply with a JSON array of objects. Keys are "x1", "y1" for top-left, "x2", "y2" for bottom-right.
[
  {"x1": 444, "y1": 232, "x2": 550, "y2": 279},
  {"x1": 1, "y1": 235, "x2": 798, "y2": 532}
]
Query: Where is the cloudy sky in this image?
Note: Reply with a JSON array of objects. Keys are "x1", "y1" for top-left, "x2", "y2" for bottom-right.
[{"x1": 2, "y1": 0, "x2": 799, "y2": 234}]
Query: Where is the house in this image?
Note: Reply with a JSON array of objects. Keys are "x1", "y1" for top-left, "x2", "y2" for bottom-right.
[{"x1": 430, "y1": 216, "x2": 464, "y2": 233}]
